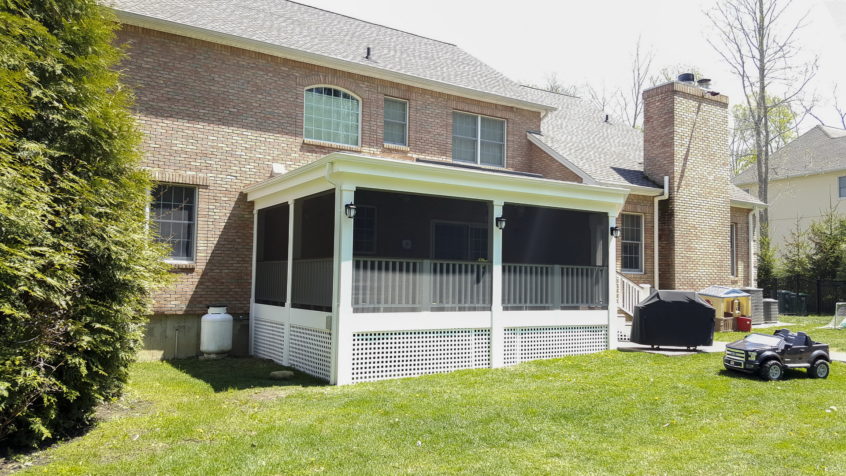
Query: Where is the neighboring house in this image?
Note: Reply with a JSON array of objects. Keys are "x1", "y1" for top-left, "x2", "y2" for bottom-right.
[
  {"x1": 733, "y1": 125, "x2": 846, "y2": 249},
  {"x1": 110, "y1": 0, "x2": 763, "y2": 384}
]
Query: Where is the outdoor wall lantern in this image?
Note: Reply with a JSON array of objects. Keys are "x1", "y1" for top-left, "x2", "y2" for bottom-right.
[
  {"x1": 495, "y1": 217, "x2": 507, "y2": 230},
  {"x1": 344, "y1": 203, "x2": 357, "y2": 219},
  {"x1": 610, "y1": 226, "x2": 621, "y2": 238}
]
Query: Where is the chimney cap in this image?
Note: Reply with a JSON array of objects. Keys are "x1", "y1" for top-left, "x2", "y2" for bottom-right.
[
  {"x1": 677, "y1": 73, "x2": 695, "y2": 84},
  {"x1": 697, "y1": 78, "x2": 712, "y2": 89}
]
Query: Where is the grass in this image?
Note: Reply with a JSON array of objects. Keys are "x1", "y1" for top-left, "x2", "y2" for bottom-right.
[
  {"x1": 6, "y1": 335, "x2": 845, "y2": 475},
  {"x1": 716, "y1": 315, "x2": 846, "y2": 351}
]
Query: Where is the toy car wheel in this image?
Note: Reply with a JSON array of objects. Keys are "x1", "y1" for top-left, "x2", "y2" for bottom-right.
[
  {"x1": 810, "y1": 360, "x2": 830, "y2": 379},
  {"x1": 760, "y1": 360, "x2": 784, "y2": 381}
]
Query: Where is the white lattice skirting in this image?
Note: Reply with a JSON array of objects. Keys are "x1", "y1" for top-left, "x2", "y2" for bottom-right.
[
  {"x1": 350, "y1": 329, "x2": 491, "y2": 383},
  {"x1": 252, "y1": 318, "x2": 285, "y2": 364},
  {"x1": 289, "y1": 325, "x2": 332, "y2": 381},
  {"x1": 503, "y1": 326, "x2": 608, "y2": 366}
]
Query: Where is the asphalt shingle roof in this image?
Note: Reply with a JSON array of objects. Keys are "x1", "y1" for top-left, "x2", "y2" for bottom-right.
[
  {"x1": 733, "y1": 125, "x2": 846, "y2": 185},
  {"x1": 108, "y1": 0, "x2": 540, "y2": 108},
  {"x1": 520, "y1": 86, "x2": 659, "y2": 189}
]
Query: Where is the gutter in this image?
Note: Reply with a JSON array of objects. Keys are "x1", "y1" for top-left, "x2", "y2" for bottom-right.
[{"x1": 653, "y1": 176, "x2": 669, "y2": 289}]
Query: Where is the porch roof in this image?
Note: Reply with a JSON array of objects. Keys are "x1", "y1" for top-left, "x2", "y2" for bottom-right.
[{"x1": 245, "y1": 153, "x2": 629, "y2": 215}]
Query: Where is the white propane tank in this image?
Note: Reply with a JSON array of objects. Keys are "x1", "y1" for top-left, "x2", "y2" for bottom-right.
[{"x1": 200, "y1": 305, "x2": 233, "y2": 357}]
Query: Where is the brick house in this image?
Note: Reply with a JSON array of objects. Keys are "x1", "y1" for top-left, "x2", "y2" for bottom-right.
[{"x1": 110, "y1": 0, "x2": 764, "y2": 384}]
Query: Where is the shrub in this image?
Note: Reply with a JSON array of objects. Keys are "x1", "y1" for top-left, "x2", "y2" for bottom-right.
[{"x1": 0, "y1": 0, "x2": 169, "y2": 447}]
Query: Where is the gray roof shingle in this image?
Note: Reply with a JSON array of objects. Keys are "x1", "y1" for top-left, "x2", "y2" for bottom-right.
[
  {"x1": 108, "y1": 0, "x2": 545, "y2": 109},
  {"x1": 733, "y1": 125, "x2": 846, "y2": 185},
  {"x1": 521, "y1": 86, "x2": 659, "y2": 189}
]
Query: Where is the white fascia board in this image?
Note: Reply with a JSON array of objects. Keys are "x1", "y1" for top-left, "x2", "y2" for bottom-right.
[
  {"x1": 730, "y1": 199, "x2": 767, "y2": 209},
  {"x1": 246, "y1": 153, "x2": 629, "y2": 215},
  {"x1": 526, "y1": 133, "x2": 597, "y2": 185},
  {"x1": 598, "y1": 182, "x2": 664, "y2": 197},
  {"x1": 245, "y1": 160, "x2": 331, "y2": 205},
  {"x1": 113, "y1": 10, "x2": 555, "y2": 114}
]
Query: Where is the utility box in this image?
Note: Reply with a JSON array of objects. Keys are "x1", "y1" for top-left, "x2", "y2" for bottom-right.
[
  {"x1": 699, "y1": 286, "x2": 751, "y2": 318},
  {"x1": 741, "y1": 287, "x2": 764, "y2": 325}
]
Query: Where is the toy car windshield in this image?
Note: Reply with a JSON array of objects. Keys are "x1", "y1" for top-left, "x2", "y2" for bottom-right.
[{"x1": 744, "y1": 334, "x2": 783, "y2": 346}]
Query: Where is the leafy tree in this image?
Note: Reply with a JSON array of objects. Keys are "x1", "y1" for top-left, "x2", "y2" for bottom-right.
[
  {"x1": 756, "y1": 225, "x2": 778, "y2": 291},
  {"x1": 731, "y1": 97, "x2": 798, "y2": 175},
  {"x1": 778, "y1": 220, "x2": 813, "y2": 287},
  {"x1": 807, "y1": 205, "x2": 846, "y2": 281},
  {"x1": 0, "y1": 0, "x2": 169, "y2": 447}
]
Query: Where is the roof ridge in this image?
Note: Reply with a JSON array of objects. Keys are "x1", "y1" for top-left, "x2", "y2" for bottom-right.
[
  {"x1": 817, "y1": 123, "x2": 846, "y2": 138},
  {"x1": 519, "y1": 84, "x2": 580, "y2": 99},
  {"x1": 284, "y1": 0, "x2": 457, "y2": 47}
]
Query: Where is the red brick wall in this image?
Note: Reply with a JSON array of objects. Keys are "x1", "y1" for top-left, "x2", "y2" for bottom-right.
[
  {"x1": 119, "y1": 26, "x2": 592, "y2": 314},
  {"x1": 730, "y1": 207, "x2": 752, "y2": 288},
  {"x1": 616, "y1": 194, "x2": 655, "y2": 286},
  {"x1": 643, "y1": 82, "x2": 732, "y2": 291}
]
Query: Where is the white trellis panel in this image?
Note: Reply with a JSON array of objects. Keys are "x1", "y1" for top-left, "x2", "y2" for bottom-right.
[
  {"x1": 289, "y1": 325, "x2": 332, "y2": 381},
  {"x1": 502, "y1": 326, "x2": 608, "y2": 366},
  {"x1": 252, "y1": 317, "x2": 285, "y2": 364},
  {"x1": 350, "y1": 329, "x2": 491, "y2": 382}
]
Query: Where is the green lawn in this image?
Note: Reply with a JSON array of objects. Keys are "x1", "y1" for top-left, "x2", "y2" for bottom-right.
[
  {"x1": 716, "y1": 315, "x2": 846, "y2": 351},
  {"x1": 7, "y1": 336, "x2": 846, "y2": 475}
]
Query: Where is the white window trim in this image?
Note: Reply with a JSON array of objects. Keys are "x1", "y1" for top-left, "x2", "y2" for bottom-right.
[
  {"x1": 452, "y1": 111, "x2": 507, "y2": 168},
  {"x1": 620, "y1": 212, "x2": 644, "y2": 274},
  {"x1": 303, "y1": 85, "x2": 362, "y2": 148},
  {"x1": 383, "y1": 97, "x2": 409, "y2": 147},
  {"x1": 150, "y1": 183, "x2": 199, "y2": 265}
]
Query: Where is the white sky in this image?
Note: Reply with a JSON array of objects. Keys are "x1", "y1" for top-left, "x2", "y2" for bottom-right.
[{"x1": 300, "y1": 0, "x2": 846, "y2": 130}]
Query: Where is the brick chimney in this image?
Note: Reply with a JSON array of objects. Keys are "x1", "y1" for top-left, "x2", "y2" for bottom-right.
[{"x1": 642, "y1": 81, "x2": 731, "y2": 291}]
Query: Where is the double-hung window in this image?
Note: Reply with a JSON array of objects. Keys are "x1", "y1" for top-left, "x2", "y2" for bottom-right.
[
  {"x1": 151, "y1": 184, "x2": 197, "y2": 262},
  {"x1": 620, "y1": 213, "x2": 643, "y2": 273},
  {"x1": 303, "y1": 86, "x2": 360, "y2": 146},
  {"x1": 384, "y1": 98, "x2": 408, "y2": 146},
  {"x1": 839, "y1": 176, "x2": 845, "y2": 198},
  {"x1": 452, "y1": 112, "x2": 505, "y2": 167}
]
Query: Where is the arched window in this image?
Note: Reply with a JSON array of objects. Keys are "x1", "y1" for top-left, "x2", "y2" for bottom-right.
[{"x1": 304, "y1": 86, "x2": 361, "y2": 146}]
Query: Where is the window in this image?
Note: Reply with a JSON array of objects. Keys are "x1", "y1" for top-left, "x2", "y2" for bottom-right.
[
  {"x1": 620, "y1": 213, "x2": 643, "y2": 273},
  {"x1": 432, "y1": 222, "x2": 489, "y2": 261},
  {"x1": 452, "y1": 112, "x2": 505, "y2": 167},
  {"x1": 383, "y1": 98, "x2": 408, "y2": 146},
  {"x1": 303, "y1": 86, "x2": 360, "y2": 146},
  {"x1": 353, "y1": 205, "x2": 377, "y2": 254},
  {"x1": 730, "y1": 223, "x2": 738, "y2": 276},
  {"x1": 151, "y1": 184, "x2": 197, "y2": 261},
  {"x1": 839, "y1": 176, "x2": 846, "y2": 198}
]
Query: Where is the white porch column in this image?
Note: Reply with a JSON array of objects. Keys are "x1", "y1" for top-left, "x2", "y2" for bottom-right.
[
  {"x1": 490, "y1": 201, "x2": 505, "y2": 368},
  {"x1": 249, "y1": 209, "x2": 258, "y2": 356},
  {"x1": 283, "y1": 199, "x2": 294, "y2": 366},
  {"x1": 331, "y1": 185, "x2": 355, "y2": 385},
  {"x1": 607, "y1": 214, "x2": 619, "y2": 350}
]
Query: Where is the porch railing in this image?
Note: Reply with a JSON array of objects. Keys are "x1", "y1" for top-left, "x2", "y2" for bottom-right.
[
  {"x1": 503, "y1": 264, "x2": 607, "y2": 310},
  {"x1": 255, "y1": 260, "x2": 287, "y2": 305},
  {"x1": 616, "y1": 272, "x2": 651, "y2": 317},
  {"x1": 352, "y1": 258, "x2": 606, "y2": 312},
  {"x1": 292, "y1": 258, "x2": 334, "y2": 311},
  {"x1": 353, "y1": 258, "x2": 491, "y2": 312}
]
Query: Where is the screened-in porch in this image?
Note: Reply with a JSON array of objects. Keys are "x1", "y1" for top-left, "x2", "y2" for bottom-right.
[{"x1": 245, "y1": 153, "x2": 627, "y2": 384}]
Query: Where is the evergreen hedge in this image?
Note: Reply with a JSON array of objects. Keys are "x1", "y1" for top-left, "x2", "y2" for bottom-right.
[{"x1": 0, "y1": 0, "x2": 169, "y2": 447}]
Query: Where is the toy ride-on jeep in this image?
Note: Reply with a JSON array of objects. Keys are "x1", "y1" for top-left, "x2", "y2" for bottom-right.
[{"x1": 723, "y1": 329, "x2": 830, "y2": 381}]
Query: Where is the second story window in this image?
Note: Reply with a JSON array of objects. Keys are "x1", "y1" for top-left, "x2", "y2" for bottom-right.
[
  {"x1": 304, "y1": 86, "x2": 360, "y2": 146},
  {"x1": 452, "y1": 112, "x2": 505, "y2": 167},
  {"x1": 384, "y1": 98, "x2": 408, "y2": 146},
  {"x1": 151, "y1": 184, "x2": 197, "y2": 262},
  {"x1": 839, "y1": 176, "x2": 845, "y2": 198}
]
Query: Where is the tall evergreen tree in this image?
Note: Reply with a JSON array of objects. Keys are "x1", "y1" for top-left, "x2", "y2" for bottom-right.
[{"x1": 0, "y1": 0, "x2": 169, "y2": 446}]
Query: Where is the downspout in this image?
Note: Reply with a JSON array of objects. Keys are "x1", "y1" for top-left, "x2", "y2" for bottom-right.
[
  {"x1": 653, "y1": 176, "x2": 669, "y2": 289},
  {"x1": 748, "y1": 208, "x2": 755, "y2": 287}
]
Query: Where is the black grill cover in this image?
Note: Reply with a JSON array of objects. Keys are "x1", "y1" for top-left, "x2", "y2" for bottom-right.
[{"x1": 630, "y1": 290, "x2": 716, "y2": 347}]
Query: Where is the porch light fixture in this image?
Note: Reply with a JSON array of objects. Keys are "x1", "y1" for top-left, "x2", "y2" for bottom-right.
[
  {"x1": 344, "y1": 203, "x2": 357, "y2": 219},
  {"x1": 610, "y1": 226, "x2": 621, "y2": 238},
  {"x1": 495, "y1": 217, "x2": 507, "y2": 230}
]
